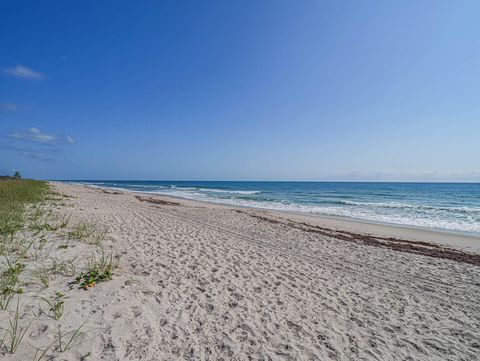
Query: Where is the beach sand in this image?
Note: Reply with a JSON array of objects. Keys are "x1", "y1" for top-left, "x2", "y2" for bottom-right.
[{"x1": 4, "y1": 182, "x2": 480, "y2": 360}]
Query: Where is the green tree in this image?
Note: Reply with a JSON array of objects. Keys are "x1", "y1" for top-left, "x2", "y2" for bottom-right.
[{"x1": 13, "y1": 171, "x2": 21, "y2": 179}]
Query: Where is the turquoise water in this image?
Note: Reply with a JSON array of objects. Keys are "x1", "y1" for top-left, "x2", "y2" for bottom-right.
[{"x1": 73, "y1": 181, "x2": 480, "y2": 234}]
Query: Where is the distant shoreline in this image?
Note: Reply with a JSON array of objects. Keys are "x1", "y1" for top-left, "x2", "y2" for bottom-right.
[{"x1": 56, "y1": 181, "x2": 480, "y2": 252}]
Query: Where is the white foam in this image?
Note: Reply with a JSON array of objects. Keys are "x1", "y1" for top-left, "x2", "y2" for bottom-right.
[
  {"x1": 340, "y1": 200, "x2": 480, "y2": 213},
  {"x1": 199, "y1": 188, "x2": 261, "y2": 195},
  {"x1": 76, "y1": 182, "x2": 480, "y2": 235},
  {"x1": 151, "y1": 189, "x2": 480, "y2": 234}
]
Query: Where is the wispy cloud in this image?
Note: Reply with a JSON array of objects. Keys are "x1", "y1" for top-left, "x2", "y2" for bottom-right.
[
  {"x1": 0, "y1": 103, "x2": 17, "y2": 111},
  {"x1": 3, "y1": 127, "x2": 75, "y2": 161},
  {"x1": 6, "y1": 127, "x2": 75, "y2": 145},
  {"x1": 0, "y1": 145, "x2": 55, "y2": 161},
  {"x1": 321, "y1": 170, "x2": 480, "y2": 182},
  {"x1": 3, "y1": 65, "x2": 44, "y2": 80}
]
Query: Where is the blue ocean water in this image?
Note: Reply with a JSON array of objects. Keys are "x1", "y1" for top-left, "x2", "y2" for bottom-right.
[{"x1": 74, "y1": 181, "x2": 480, "y2": 234}]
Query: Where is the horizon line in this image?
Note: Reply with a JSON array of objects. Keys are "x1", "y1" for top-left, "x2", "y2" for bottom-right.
[{"x1": 49, "y1": 179, "x2": 480, "y2": 184}]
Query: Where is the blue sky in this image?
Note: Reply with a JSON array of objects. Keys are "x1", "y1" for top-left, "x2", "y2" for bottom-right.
[{"x1": 1, "y1": 0, "x2": 479, "y2": 181}]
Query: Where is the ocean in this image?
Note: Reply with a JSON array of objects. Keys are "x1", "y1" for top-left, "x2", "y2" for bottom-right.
[{"x1": 72, "y1": 181, "x2": 480, "y2": 235}]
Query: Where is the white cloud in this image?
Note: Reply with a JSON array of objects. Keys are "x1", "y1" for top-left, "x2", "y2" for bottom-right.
[
  {"x1": 0, "y1": 103, "x2": 17, "y2": 111},
  {"x1": 3, "y1": 65, "x2": 44, "y2": 80},
  {"x1": 6, "y1": 127, "x2": 74, "y2": 145}
]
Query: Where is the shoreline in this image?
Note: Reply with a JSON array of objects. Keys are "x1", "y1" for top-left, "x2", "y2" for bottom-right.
[{"x1": 70, "y1": 182, "x2": 480, "y2": 252}]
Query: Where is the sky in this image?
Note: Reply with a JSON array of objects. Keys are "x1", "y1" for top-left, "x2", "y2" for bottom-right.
[{"x1": 1, "y1": 0, "x2": 479, "y2": 181}]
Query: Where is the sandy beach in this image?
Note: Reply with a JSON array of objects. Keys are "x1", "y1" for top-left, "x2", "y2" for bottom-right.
[
  {"x1": 3, "y1": 182, "x2": 480, "y2": 360},
  {"x1": 3, "y1": 2, "x2": 480, "y2": 360}
]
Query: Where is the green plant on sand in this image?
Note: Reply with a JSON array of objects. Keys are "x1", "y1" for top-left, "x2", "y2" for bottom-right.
[
  {"x1": 40, "y1": 291, "x2": 65, "y2": 320},
  {"x1": 74, "y1": 249, "x2": 119, "y2": 290},
  {"x1": 67, "y1": 221, "x2": 108, "y2": 245}
]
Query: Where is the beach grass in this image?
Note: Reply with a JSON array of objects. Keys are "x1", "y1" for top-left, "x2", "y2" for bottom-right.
[
  {"x1": 54, "y1": 321, "x2": 88, "y2": 352},
  {"x1": 0, "y1": 179, "x2": 114, "y2": 358},
  {"x1": 0, "y1": 179, "x2": 48, "y2": 237},
  {"x1": 2, "y1": 298, "x2": 32, "y2": 354},
  {"x1": 67, "y1": 221, "x2": 108, "y2": 245},
  {"x1": 40, "y1": 291, "x2": 65, "y2": 320}
]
